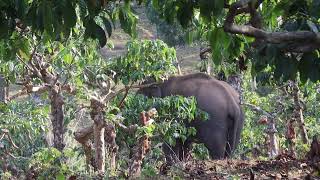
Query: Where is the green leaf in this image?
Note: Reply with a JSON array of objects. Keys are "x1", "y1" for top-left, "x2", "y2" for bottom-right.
[
  {"x1": 177, "y1": 0, "x2": 194, "y2": 28},
  {"x1": 42, "y1": 0, "x2": 54, "y2": 38},
  {"x1": 199, "y1": 0, "x2": 214, "y2": 22},
  {"x1": 103, "y1": 17, "x2": 113, "y2": 37},
  {"x1": 56, "y1": 172, "x2": 65, "y2": 180},
  {"x1": 274, "y1": 54, "x2": 298, "y2": 81},
  {"x1": 119, "y1": 7, "x2": 138, "y2": 38},
  {"x1": 209, "y1": 28, "x2": 230, "y2": 65},
  {"x1": 63, "y1": 53, "x2": 73, "y2": 65},
  {"x1": 310, "y1": 0, "x2": 320, "y2": 19},
  {"x1": 63, "y1": 1, "x2": 77, "y2": 30},
  {"x1": 199, "y1": 0, "x2": 224, "y2": 21},
  {"x1": 84, "y1": 19, "x2": 107, "y2": 47},
  {"x1": 298, "y1": 52, "x2": 320, "y2": 83}
]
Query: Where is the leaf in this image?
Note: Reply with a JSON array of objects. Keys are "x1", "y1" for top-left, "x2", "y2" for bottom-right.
[
  {"x1": 0, "y1": 18, "x2": 9, "y2": 38},
  {"x1": 274, "y1": 54, "x2": 298, "y2": 81},
  {"x1": 208, "y1": 28, "x2": 230, "y2": 65},
  {"x1": 119, "y1": 7, "x2": 138, "y2": 38},
  {"x1": 310, "y1": 0, "x2": 320, "y2": 19},
  {"x1": 15, "y1": 0, "x2": 27, "y2": 18},
  {"x1": 42, "y1": 0, "x2": 54, "y2": 38},
  {"x1": 63, "y1": 1, "x2": 77, "y2": 30},
  {"x1": 199, "y1": 0, "x2": 214, "y2": 22},
  {"x1": 84, "y1": 19, "x2": 107, "y2": 47},
  {"x1": 103, "y1": 16, "x2": 113, "y2": 37},
  {"x1": 298, "y1": 52, "x2": 320, "y2": 83},
  {"x1": 56, "y1": 172, "x2": 65, "y2": 180},
  {"x1": 199, "y1": 0, "x2": 224, "y2": 21},
  {"x1": 177, "y1": 0, "x2": 194, "y2": 28},
  {"x1": 63, "y1": 53, "x2": 73, "y2": 65},
  {"x1": 307, "y1": 20, "x2": 319, "y2": 33}
]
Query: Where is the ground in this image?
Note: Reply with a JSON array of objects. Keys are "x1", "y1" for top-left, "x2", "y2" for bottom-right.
[{"x1": 100, "y1": 5, "x2": 320, "y2": 180}]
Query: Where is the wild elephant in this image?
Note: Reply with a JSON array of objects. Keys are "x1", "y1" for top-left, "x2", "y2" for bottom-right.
[{"x1": 137, "y1": 73, "x2": 244, "y2": 162}]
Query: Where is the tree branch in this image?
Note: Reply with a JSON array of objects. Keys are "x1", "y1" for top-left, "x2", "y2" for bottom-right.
[
  {"x1": 243, "y1": 102, "x2": 274, "y2": 119},
  {"x1": 223, "y1": 0, "x2": 320, "y2": 52}
]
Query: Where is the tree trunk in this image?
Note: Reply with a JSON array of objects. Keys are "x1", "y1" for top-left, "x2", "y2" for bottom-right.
[
  {"x1": 292, "y1": 82, "x2": 309, "y2": 144},
  {"x1": 266, "y1": 118, "x2": 279, "y2": 158},
  {"x1": 251, "y1": 76, "x2": 257, "y2": 91},
  {"x1": 93, "y1": 122, "x2": 105, "y2": 173},
  {"x1": 285, "y1": 119, "x2": 296, "y2": 157},
  {"x1": 227, "y1": 74, "x2": 243, "y2": 104},
  {"x1": 74, "y1": 125, "x2": 94, "y2": 172},
  {"x1": 199, "y1": 51, "x2": 211, "y2": 75},
  {"x1": 105, "y1": 124, "x2": 117, "y2": 172},
  {"x1": 128, "y1": 111, "x2": 151, "y2": 178},
  {"x1": 49, "y1": 86, "x2": 65, "y2": 151},
  {"x1": 0, "y1": 75, "x2": 8, "y2": 103},
  {"x1": 90, "y1": 98, "x2": 106, "y2": 174}
]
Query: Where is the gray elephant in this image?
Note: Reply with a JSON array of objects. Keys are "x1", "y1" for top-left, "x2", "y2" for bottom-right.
[{"x1": 137, "y1": 73, "x2": 244, "y2": 162}]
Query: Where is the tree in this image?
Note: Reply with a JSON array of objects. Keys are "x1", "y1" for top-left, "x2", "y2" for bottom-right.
[
  {"x1": 150, "y1": 0, "x2": 320, "y2": 82},
  {"x1": 0, "y1": 0, "x2": 141, "y2": 152}
]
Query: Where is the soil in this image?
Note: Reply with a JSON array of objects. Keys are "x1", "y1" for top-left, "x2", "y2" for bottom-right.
[{"x1": 178, "y1": 155, "x2": 318, "y2": 179}]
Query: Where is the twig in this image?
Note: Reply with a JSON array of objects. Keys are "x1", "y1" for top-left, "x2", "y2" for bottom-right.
[
  {"x1": 243, "y1": 102, "x2": 274, "y2": 119},
  {"x1": 0, "y1": 129, "x2": 19, "y2": 149},
  {"x1": 109, "y1": 82, "x2": 161, "y2": 100},
  {"x1": 16, "y1": 55, "x2": 33, "y2": 72},
  {"x1": 117, "y1": 82, "x2": 134, "y2": 108},
  {"x1": 7, "y1": 86, "x2": 49, "y2": 101}
]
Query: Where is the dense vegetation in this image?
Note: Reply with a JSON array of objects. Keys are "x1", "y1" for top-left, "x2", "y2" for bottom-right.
[{"x1": 0, "y1": 0, "x2": 320, "y2": 179}]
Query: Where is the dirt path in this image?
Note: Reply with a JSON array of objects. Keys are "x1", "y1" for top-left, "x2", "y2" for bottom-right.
[{"x1": 100, "y1": 5, "x2": 201, "y2": 74}]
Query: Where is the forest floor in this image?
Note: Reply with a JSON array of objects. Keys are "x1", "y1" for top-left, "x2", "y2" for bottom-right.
[
  {"x1": 165, "y1": 155, "x2": 318, "y2": 179},
  {"x1": 101, "y1": 5, "x2": 320, "y2": 180}
]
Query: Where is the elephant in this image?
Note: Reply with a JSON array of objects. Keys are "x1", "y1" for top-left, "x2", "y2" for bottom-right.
[{"x1": 137, "y1": 73, "x2": 244, "y2": 162}]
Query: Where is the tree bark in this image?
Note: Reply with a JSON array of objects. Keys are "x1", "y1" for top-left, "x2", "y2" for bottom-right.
[
  {"x1": 227, "y1": 74, "x2": 243, "y2": 104},
  {"x1": 74, "y1": 125, "x2": 94, "y2": 171},
  {"x1": 49, "y1": 86, "x2": 65, "y2": 151},
  {"x1": 285, "y1": 119, "x2": 296, "y2": 157},
  {"x1": 128, "y1": 111, "x2": 150, "y2": 178},
  {"x1": 90, "y1": 98, "x2": 106, "y2": 174},
  {"x1": 199, "y1": 47, "x2": 212, "y2": 75},
  {"x1": 0, "y1": 75, "x2": 8, "y2": 103},
  {"x1": 128, "y1": 109, "x2": 156, "y2": 178},
  {"x1": 266, "y1": 118, "x2": 279, "y2": 158},
  {"x1": 104, "y1": 124, "x2": 117, "y2": 172},
  {"x1": 291, "y1": 82, "x2": 309, "y2": 144}
]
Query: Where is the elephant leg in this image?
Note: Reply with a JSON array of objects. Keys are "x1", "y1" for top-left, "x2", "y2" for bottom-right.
[
  {"x1": 198, "y1": 122, "x2": 227, "y2": 159},
  {"x1": 162, "y1": 138, "x2": 192, "y2": 165}
]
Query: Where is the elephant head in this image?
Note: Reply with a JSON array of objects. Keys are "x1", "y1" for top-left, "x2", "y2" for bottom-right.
[{"x1": 137, "y1": 77, "x2": 163, "y2": 98}]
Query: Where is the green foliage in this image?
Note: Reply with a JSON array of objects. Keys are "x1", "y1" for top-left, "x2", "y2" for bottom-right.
[
  {"x1": 149, "y1": 0, "x2": 320, "y2": 82},
  {"x1": 29, "y1": 148, "x2": 71, "y2": 179},
  {"x1": 0, "y1": 100, "x2": 49, "y2": 156},
  {"x1": 238, "y1": 70, "x2": 320, "y2": 159},
  {"x1": 119, "y1": 94, "x2": 208, "y2": 146},
  {"x1": 113, "y1": 93, "x2": 209, "y2": 176},
  {"x1": 0, "y1": 99, "x2": 49, "y2": 175},
  {"x1": 0, "y1": 0, "x2": 140, "y2": 47},
  {"x1": 110, "y1": 40, "x2": 177, "y2": 84}
]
